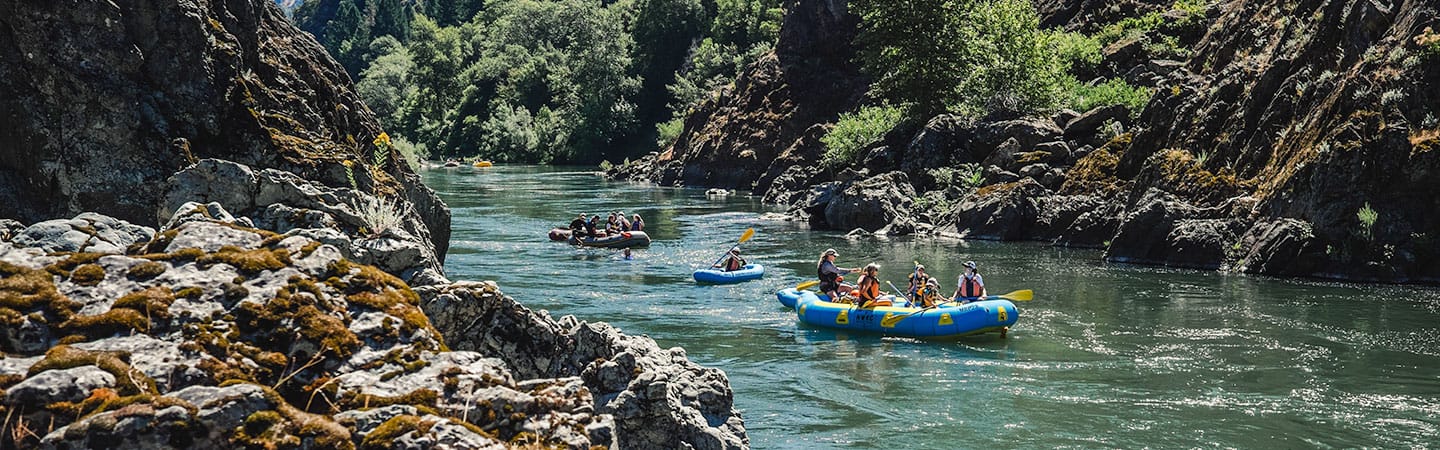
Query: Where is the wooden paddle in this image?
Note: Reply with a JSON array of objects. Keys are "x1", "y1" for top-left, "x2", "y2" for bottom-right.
[
  {"x1": 708, "y1": 228, "x2": 755, "y2": 269},
  {"x1": 879, "y1": 289, "x2": 1034, "y2": 327}
]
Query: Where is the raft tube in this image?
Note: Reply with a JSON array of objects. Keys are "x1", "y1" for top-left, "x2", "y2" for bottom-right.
[
  {"x1": 473, "y1": 160, "x2": 493, "y2": 167},
  {"x1": 775, "y1": 288, "x2": 1018, "y2": 339},
  {"x1": 693, "y1": 264, "x2": 765, "y2": 284},
  {"x1": 568, "y1": 231, "x2": 651, "y2": 249}
]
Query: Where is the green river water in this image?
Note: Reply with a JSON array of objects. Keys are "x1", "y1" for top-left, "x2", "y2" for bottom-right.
[{"x1": 424, "y1": 165, "x2": 1440, "y2": 449}]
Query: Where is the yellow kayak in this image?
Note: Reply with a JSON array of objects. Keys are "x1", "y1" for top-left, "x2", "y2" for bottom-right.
[{"x1": 473, "y1": 161, "x2": 493, "y2": 167}]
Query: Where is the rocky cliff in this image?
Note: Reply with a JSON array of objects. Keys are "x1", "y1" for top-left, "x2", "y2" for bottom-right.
[
  {"x1": 608, "y1": 0, "x2": 869, "y2": 194},
  {"x1": 0, "y1": 191, "x2": 745, "y2": 448},
  {"x1": 609, "y1": 0, "x2": 1440, "y2": 284},
  {"x1": 0, "y1": 0, "x2": 450, "y2": 275}
]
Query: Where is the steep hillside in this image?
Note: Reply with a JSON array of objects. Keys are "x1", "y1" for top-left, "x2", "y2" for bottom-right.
[
  {"x1": 609, "y1": 0, "x2": 1440, "y2": 283},
  {"x1": 610, "y1": 0, "x2": 870, "y2": 194},
  {"x1": 0, "y1": 0, "x2": 449, "y2": 269}
]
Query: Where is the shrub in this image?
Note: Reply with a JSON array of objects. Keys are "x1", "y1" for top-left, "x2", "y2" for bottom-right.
[
  {"x1": 391, "y1": 135, "x2": 428, "y2": 171},
  {"x1": 1070, "y1": 78, "x2": 1153, "y2": 115},
  {"x1": 1052, "y1": 31, "x2": 1102, "y2": 73},
  {"x1": 1357, "y1": 203, "x2": 1378, "y2": 240},
  {"x1": 656, "y1": 117, "x2": 685, "y2": 149},
  {"x1": 358, "y1": 196, "x2": 404, "y2": 236},
  {"x1": 1417, "y1": 27, "x2": 1440, "y2": 58},
  {"x1": 821, "y1": 105, "x2": 905, "y2": 168}
]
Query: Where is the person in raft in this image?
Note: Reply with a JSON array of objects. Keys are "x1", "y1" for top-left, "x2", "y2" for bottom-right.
[
  {"x1": 817, "y1": 248, "x2": 859, "y2": 301},
  {"x1": 585, "y1": 215, "x2": 600, "y2": 237},
  {"x1": 850, "y1": 263, "x2": 887, "y2": 308},
  {"x1": 713, "y1": 247, "x2": 747, "y2": 272},
  {"x1": 630, "y1": 214, "x2": 644, "y2": 231},
  {"x1": 906, "y1": 264, "x2": 930, "y2": 303},
  {"x1": 569, "y1": 213, "x2": 588, "y2": 237},
  {"x1": 617, "y1": 211, "x2": 632, "y2": 231},
  {"x1": 951, "y1": 261, "x2": 987, "y2": 303}
]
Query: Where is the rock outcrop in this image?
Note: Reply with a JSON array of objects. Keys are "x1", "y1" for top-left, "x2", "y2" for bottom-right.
[
  {"x1": 608, "y1": 0, "x2": 1440, "y2": 284},
  {"x1": 0, "y1": 203, "x2": 746, "y2": 449},
  {"x1": 162, "y1": 159, "x2": 447, "y2": 286},
  {"x1": 606, "y1": 0, "x2": 869, "y2": 192},
  {"x1": 0, "y1": 0, "x2": 450, "y2": 267}
]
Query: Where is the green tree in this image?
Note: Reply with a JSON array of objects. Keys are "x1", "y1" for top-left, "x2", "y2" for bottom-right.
[
  {"x1": 631, "y1": 0, "x2": 706, "y2": 123},
  {"x1": 711, "y1": 0, "x2": 783, "y2": 47},
  {"x1": 854, "y1": 0, "x2": 1069, "y2": 118},
  {"x1": 356, "y1": 36, "x2": 416, "y2": 132},
  {"x1": 402, "y1": 14, "x2": 469, "y2": 149}
]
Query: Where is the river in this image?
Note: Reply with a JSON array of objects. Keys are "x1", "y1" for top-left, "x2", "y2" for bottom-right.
[{"x1": 424, "y1": 165, "x2": 1440, "y2": 448}]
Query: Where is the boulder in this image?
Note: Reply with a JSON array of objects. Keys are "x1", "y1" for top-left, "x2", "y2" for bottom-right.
[
  {"x1": 1063, "y1": 104, "x2": 1130, "y2": 142},
  {"x1": 1235, "y1": 218, "x2": 1323, "y2": 276},
  {"x1": 5, "y1": 365, "x2": 115, "y2": 406},
  {"x1": 902, "y1": 114, "x2": 979, "y2": 178},
  {"x1": 1104, "y1": 189, "x2": 1247, "y2": 269},
  {"x1": 162, "y1": 159, "x2": 448, "y2": 286},
  {"x1": 417, "y1": 281, "x2": 748, "y2": 450},
  {"x1": 10, "y1": 213, "x2": 155, "y2": 254},
  {"x1": 823, "y1": 172, "x2": 916, "y2": 232},
  {"x1": 953, "y1": 178, "x2": 1051, "y2": 240}
]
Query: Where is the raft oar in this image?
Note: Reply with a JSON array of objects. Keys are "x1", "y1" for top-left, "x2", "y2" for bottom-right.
[
  {"x1": 879, "y1": 289, "x2": 1034, "y2": 328},
  {"x1": 885, "y1": 280, "x2": 908, "y2": 303},
  {"x1": 796, "y1": 280, "x2": 820, "y2": 291},
  {"x1": 708, "y1": 228, "x2": 755, "y2": 268}
]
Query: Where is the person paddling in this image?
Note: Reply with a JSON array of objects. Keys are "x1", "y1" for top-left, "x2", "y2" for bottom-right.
[
  {"x1": 951, "y1": 261, "x2": 987, "y2": 303},
  {"x1": 817, "y1": 249, "x2": 858, "y2": 301},
  {"x1": 714, "y1": 247, "x2": 746, "y2": 272}
]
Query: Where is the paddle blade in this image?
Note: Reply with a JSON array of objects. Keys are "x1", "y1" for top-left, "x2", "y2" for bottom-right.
[
  {"x1": 737, "y1": 228, "x2": 755, "y2": 244},
  {"x1": 796, "y1": 280, "x2": 820, "y2": 291},
  {"x1": 998, "y1": 289, "x2": 1033, "y2": 301}
]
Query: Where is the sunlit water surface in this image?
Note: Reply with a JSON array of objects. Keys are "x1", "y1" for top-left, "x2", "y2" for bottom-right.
[{"x1": 426, "y1": 165, "x2": 1440, "y2": 448}]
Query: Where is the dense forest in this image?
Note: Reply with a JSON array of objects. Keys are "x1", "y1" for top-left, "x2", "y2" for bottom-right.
[
  {"x1": 284, "y1": 0, "x2": 1177, "y2": 166},
  {"x1": 285, "y1": 0, "x2": 780, "y2": 164}
]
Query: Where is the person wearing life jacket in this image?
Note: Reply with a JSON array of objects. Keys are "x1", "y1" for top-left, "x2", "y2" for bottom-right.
[
  {"x1": 906, "y1": 264, "x2": 929, "y2": 303},
  {"x1": 618, "y1": 211, "x2": 632, "y2": 231},
  {"x1": 951, "y1": 261, "x2": 987, "y2": 303},
  {"x1": 714, "y1": 247, "x2": 746, "y2": 272},
  {"x1": 631, "y1": 214, "x2": 644, "y2": 231},
  {"x1": 914, "y1": 275, "x2": 941, "y2": 308},
  {"x1": 816, "y1": 249, "x2": 858, "y2": 301},
  {"x1": 852, "y1": 263, "x2": 884, "y2": 308},
  {"x1": 585, "y1": 215, "x2": 600, "y2": 238}
]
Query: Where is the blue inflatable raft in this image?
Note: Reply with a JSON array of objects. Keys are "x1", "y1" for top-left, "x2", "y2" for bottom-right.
[
  {"x1": 775, "y1": 288, "x2": 1018, "y2": 339},
  {"x1": 693, "y1": 264, "x2": 765, "y2": 284}
]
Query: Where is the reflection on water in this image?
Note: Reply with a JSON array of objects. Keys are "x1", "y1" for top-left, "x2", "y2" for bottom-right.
[{"x1": 426, "y1": 165, "x2": 1440, "y2": 449}]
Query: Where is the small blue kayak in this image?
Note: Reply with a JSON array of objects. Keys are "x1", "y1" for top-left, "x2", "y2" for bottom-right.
[
  {"x1": 774, "y1": 288, "x2": 1018, "y2": 339},
  {"x1": 693, "y1": 264, "x2": 765, "y2": 284}
]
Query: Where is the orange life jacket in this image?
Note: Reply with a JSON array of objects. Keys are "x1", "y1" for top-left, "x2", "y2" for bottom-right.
[
  {"x1": 857, "y1": 275, "x2": 880, "y2": 302},
  {"x1": 959, "y1": 275, "x2": 983, "y2": 298}
]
